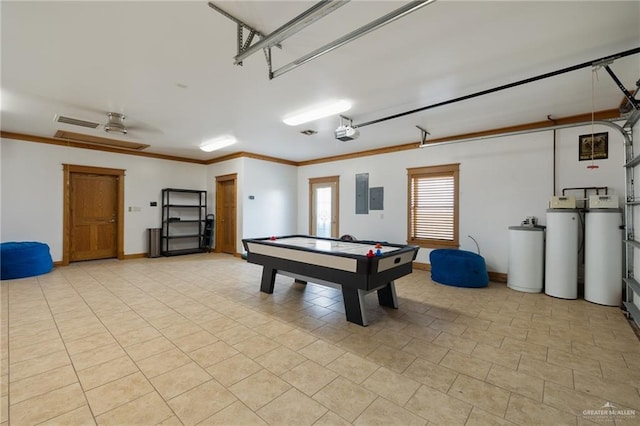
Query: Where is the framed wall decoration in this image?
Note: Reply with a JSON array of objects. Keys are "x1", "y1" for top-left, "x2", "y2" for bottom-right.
[{"x1": 579, "y1": 132, "x2": 608, "y2": 161}]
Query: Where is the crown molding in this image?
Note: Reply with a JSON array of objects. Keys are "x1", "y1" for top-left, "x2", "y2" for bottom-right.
[{"x1": 1, "y1": 107, "x2": 623, "y2": 168}]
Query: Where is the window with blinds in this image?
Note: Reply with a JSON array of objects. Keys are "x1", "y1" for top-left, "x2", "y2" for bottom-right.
[{"x1": 407, "y1": 163, "x2": 459, "y2": 248}]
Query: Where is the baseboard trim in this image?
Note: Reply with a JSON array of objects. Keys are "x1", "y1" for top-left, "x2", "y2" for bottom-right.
[
  {"x1": 489, "y1": 272, "x2": 508, "y2": 283},
  {"x1": 413, "y1": 261, "x2": 507, "y2": 283},
  {"x1": 54, "y1": 253, "x2": 148, "y2": 265},
  {"x1": 124, "y1": 253, "x2": 147, "y2": 260},
  {"x1": 413, "y1": 262, "x2": 431, "y2": 271},
  {"x1": 54, "y1": 251, "x2": 225, "y2": 265}
]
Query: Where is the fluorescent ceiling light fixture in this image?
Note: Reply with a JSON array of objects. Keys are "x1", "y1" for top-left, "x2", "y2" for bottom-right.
[
  {"x1": 200, "y1": 135, "x2": 237, "y2": 152},
  {"x1": 283, "y1": 99, "x2": 351, "y2": 126}
]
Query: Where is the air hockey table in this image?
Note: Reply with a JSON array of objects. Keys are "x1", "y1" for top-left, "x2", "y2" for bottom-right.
[{"x1": 242, "y1": 235, "x2": 419, "y2": 326}]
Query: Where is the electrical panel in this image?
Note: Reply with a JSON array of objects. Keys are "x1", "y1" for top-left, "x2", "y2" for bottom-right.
[
  {"x1": 550, "y1": 195, "x2": 576, "y2": 209},
  {"x1": 588, "y1": 195, "x2": 619, "y2": 209}
]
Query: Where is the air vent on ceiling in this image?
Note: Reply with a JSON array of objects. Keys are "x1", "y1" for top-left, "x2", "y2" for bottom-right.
[
  {"x1": 300, "y1": 129, "x2": 317, "y2": 136},
  {"x1": 54, "y1": 114, "x2": 100, "y2": 129},
  {"x1": 54, "y1": 130, "x2": 150, "y2": 151}
]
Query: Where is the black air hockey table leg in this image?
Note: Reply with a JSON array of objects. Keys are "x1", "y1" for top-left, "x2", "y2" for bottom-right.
[
  {"x1": 341, "y1": 287, "x2": 368, "y2": 326},
  {"x1": 260, "y1": 267, "x2": 277, "y2": 293},
  {"x1": 377, "y1": 281, "x2": 398, "y2": 308},
  {"x1": 341, "y1": 281, "x2": 399, "y2": 327}
]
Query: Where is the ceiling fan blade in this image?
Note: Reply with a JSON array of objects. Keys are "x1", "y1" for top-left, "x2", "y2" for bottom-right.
[{"x1": 125, "y1": 123, "x2": 164, "y2": 135}]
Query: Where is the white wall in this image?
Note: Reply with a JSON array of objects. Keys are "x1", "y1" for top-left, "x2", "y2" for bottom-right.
[
  {"x1": 242, "y1": 158, "x2": 297, "y2": 240},
  {"x1": 206, "y1": 157, "x2": 298, "y2": 254},
  {"x1": 0, "y1": 139, "x2": 299, "y2": 261},
  {"x1": 2, "y1": 121, "x2": 626, "y2": 269},
  {"x1": 555, "y1": 123, "x2": 626, "y2": 202},
  {"x1": 297, "y1": 123, "x2": 626, "y2": 273},
  {"x1": 1, "y1": 138, "x2": 207, "y2": 261}
]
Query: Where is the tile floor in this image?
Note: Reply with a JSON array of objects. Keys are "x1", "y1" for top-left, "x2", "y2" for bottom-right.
[{"x1": 2, "y1": 253, "x2": 640, "y2": 425}]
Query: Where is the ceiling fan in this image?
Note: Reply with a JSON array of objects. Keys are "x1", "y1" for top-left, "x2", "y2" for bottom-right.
[
  {"x1": 104, "y1": 112, "x2": 128, "y2": 135},
  {"x1": 102, "y1": 111, "x2": 164, "y2": 136},
  {"x1": 53, "y1": 109, "x2": 163, "y2": 151},
  {"x1": 55, "y1": 110, "x2": 162, "y2": 136},
  {"x1": 54, "y1": 111, "x2": 153, "y2": 150}
]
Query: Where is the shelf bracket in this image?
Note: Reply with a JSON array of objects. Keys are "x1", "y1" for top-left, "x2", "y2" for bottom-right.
[
  {"x1": 416, "y1": 125, "x2": 430, "y2": 147},
  {"x1": 207, "y1": 2, "x2": 279, "y2": 67},
  {"x1": 208, "y1": 0, "x2": 435, "y2": 80}
]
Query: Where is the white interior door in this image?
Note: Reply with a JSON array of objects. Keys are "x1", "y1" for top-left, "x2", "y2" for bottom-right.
[{"x1": 309, "y1": 177, "x2": 339, "y2": 238}]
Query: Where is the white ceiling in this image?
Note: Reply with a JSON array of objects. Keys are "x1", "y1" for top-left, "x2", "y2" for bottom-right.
[{"x1": 2, "y1": 1, "x2": 639, "y2": 163}]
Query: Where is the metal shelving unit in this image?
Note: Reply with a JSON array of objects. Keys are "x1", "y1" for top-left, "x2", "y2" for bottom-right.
[{"x1": 161, "y1": 188, "x2": 207, "y2": 256}]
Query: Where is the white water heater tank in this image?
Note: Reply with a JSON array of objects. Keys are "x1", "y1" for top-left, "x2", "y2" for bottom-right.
[
  {"x1": 508, "y1": 226, "x2": 545, "y2": 293},
  {"x1": 585, "y1": 209, "x2": 622, "y2": 306},
  {"x1": 545, "y1": 209, "x2": 579, "y2": 299}
]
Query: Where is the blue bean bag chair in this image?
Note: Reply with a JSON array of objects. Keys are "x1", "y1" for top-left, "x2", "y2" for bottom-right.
[
  {"x1": 1, "y1": 242, "x2": 53, "y2": 280},
  {"x1": 430, "y1": 249, "x2": 489, "y2": 288}
]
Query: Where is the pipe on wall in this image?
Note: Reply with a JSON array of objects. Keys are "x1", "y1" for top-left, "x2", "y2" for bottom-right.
[{"x1": 553, "y1": 129, "x2": 557, "y2": 196}]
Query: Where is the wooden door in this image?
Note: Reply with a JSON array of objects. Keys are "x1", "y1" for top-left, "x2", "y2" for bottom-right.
[
  {"x1": 70, "y1": 172, "x2": 118, "y2": 261},
  {"x1": 216, "y1": 174, "x2": 237, "y2": 254}
]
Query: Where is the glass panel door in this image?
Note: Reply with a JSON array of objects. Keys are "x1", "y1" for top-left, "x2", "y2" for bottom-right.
[{"x1": 309, "y1": 177, "x2": 339, "y2": 238}]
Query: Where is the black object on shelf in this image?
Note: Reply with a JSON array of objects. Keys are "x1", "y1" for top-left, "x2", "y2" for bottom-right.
[
  {"x1": 161, "y1": 188, "x2": 207, "y2": 256},
  {"x1": 201, "y1": 214, "x2": 215, "y2": 252}
]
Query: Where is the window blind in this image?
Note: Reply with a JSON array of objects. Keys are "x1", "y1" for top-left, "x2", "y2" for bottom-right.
[
  {"x1": 410, "y1": 174, "x2": 455, "y2": 241},
  {"x1": 407, "y1": 163, "x2": 459, "y2": 248}
]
